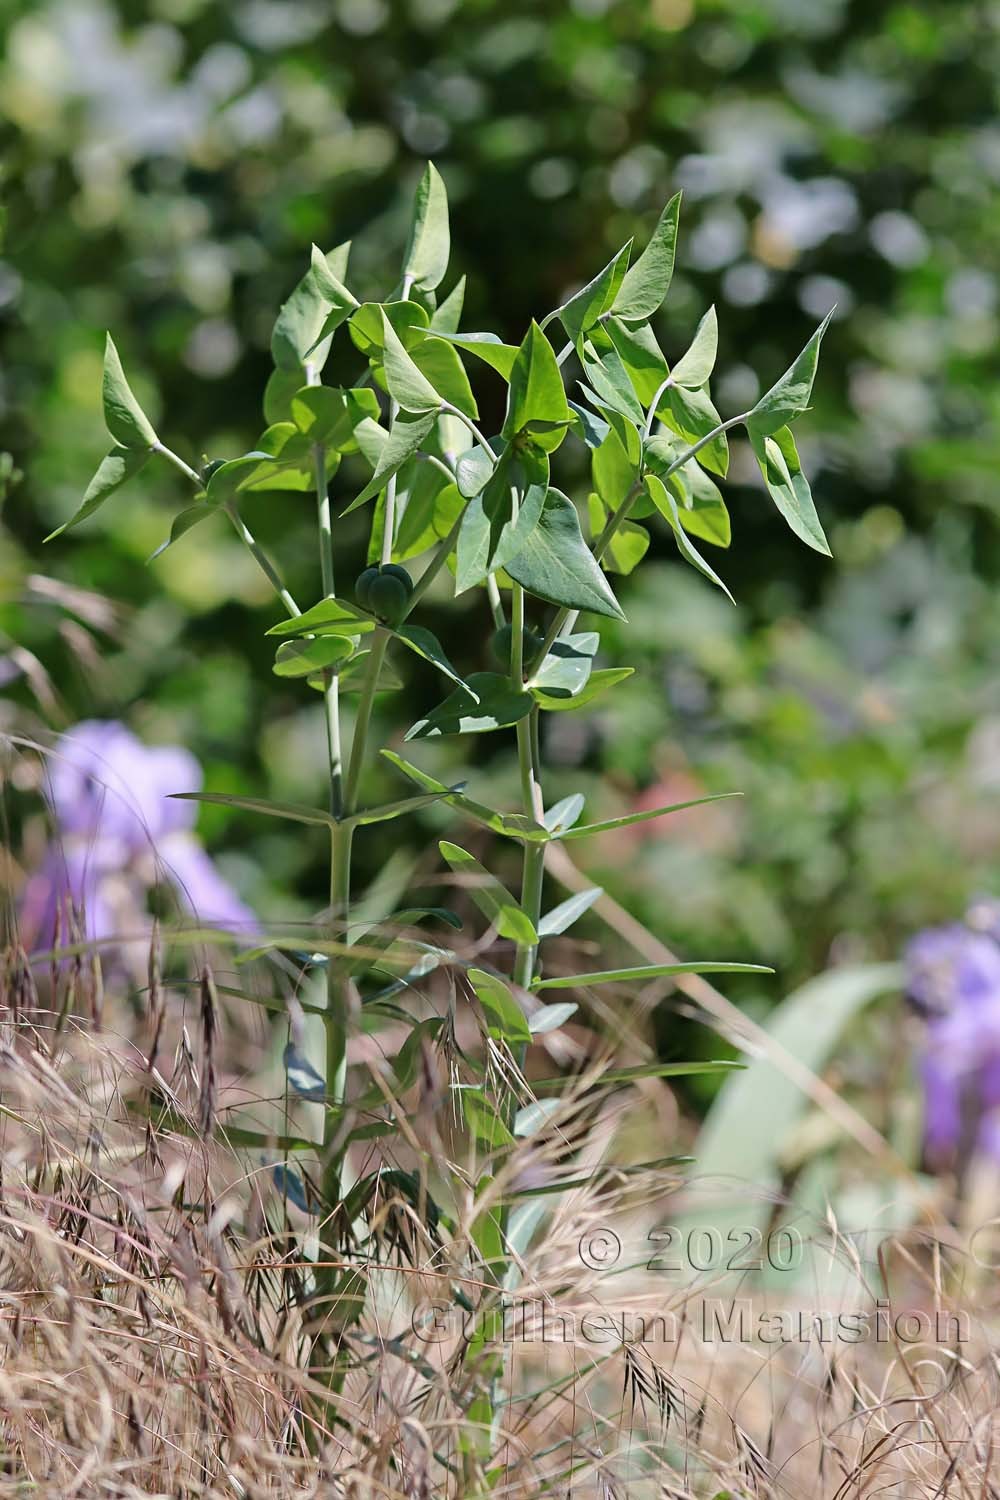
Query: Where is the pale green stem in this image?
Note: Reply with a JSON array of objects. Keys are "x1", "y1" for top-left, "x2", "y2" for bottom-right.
[
  {"x1": 381, "y1": 275, "x2": 413, "y2": 565},
  {"x1": 152, "y1": 441, "x2": 301, "y2": 616},
  {"x1": 486, "y1": 575, "x2": 506, "y2": 629},
  {"x1": 439, "y1": 403, "x2": 497, "y2": 462},
  {"x1": 344, "y1": 627, "x2": 389, "y2": 810},
  {"x1": 401, "y1": 510, "x2": 463, "y2": 618}
]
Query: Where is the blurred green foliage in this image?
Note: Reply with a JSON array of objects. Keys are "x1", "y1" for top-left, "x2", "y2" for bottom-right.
[{"x1": 3, "y1": 0, "x2": 1000, "y2": 997}]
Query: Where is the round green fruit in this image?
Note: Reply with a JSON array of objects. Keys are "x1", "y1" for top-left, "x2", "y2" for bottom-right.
[
  {"x1": 354, "y1": 567, "x2": 380, "y2": 611},
  {"x1": 368, "y1": 573, "x2": 409, "y2": 623},
  {"x1": 379, "y1": 563, "x2": 413, "y2": 591}
]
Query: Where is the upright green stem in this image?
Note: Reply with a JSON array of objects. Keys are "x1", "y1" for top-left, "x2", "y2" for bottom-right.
[{"x1": 344, "y1": 628, "x2": 389, "y2": 809}]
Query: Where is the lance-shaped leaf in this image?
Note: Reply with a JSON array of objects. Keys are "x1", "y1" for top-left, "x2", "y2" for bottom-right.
[
  {"x1": 455, "y1": 446, "x2": 493, "y2": 499},
  {"x1": 514, "y1": 1099, "x2": 564, "y2": 1137},
  {"x1": 506, "y1": 489, "x2": 625, "y2": 620},
  {"x1": 528, "y1": 1002, "x2": 579, "y2": 1033},
  {"x1": 205, "y1": 449, "x2": 292, "y2": 503},
  {"x1": 428, "y1": 330, "x2": 518, "y2": 380},
  {"x1": 381, "y1": 749, "x2": 549, "y2": 841},
  {"x1": 347, "y1": 410, "x2": 437, "y2": 511},
  {"x1": 469, "y1": 967, "x2": 531, "y2": 1044},
  {"x1": 532, "y1": 960, "x2": 772, "y2": 991},
  {"x1": 46, "y1": 444, "x2": 150, "y2": 540},
  {"x1": 439, "y1": 841, "x2": 538, "y2": 944},
  {"x1": 393, "y1": 622, "x2": 474, "y2": 695},
  {"x1": 381, "y1": 312, "x2": 446, "y2": 413},
  {"x1": 532, "y1": 1061, "x2": 744, "y2": 1089},
  {"x1": 406, "y1": 671, "x2": 531, "y2": 739},
  {"x1": 748, "y1": 423, "x2": 830, "y2": 556},
  {"x1": 410, "y1": 337, "x2": 478, "y2": 418},
  {"x1": 532, "y1": 667, "x2": 634, "y2": 712},
  {"x1": 610, "y1": 191, "x2": 682, "y2": 322},
  {"x1": 502, "y1": 321, "x2": 572, "y2": 450},
  {"x1": 273, "y1": 636, "x2": 356, "y2": 678},
  {"x1": 647, "y1": 444, "x2": 731, "y2": 548},
  {"x1": 343, "y1": 791, "x2": 451, "y2": 829},
  {"x1": 272, "y1": 1163, "x2": 313, "y2": 1212},
  {"x1": 148, "y1": 501, "x2": 216, "y2": 560},
  {"x1": 555, "y1": 790, "x2": 740, "y2": 840},
  {"x1": 568, "y1": 400, "x2": 610, "y2": 449},
  {"x1": 580, "y1": 344, "x2": 645, "y2": 425},
  {"x1": 102, "y1": 334, "x2": 158, "y2": 449},
  {"x1": 431, "y1": 275, "x2": 465, "y2": 332},
  {"x1": 603, "y1": 318, "x2": 668, "y2": 406},
  {"x1": 271, "y1": 245, "x2": 350, "y2": 374},
  {"x1": 593, "y1": 423, "x2": 640, "y2": 511},
  {"x1": 669, "y1": 304, "x2": 718, "y2": 388},
  {"x1": 308, "y1": 240, "x2": 358, "y2": 336},
  {"x1": 588, "y1": 497, "x2": 649, "y2": 575},
  {"x1": 552, "y1": 240, "x2": 632, "y2": 345},
  {"x1": 658, "y1": 383, "x2": 729, "y2": 477},
  {"x1": 403, "y1": 161, "x2": 450, "y2": 292},
  {"x1": 170, "y1": 792, "x2": 339, "y2": 828},
  {"x1": 268, "y1": 598, "x2": 374, "y2": 638},
  {"x1": 748, "y1": 310, "x2": 832, "y2": 438},
  {"x1": 542, "y1": 794, "x2": 585, "y2": 832},
  {"x1": 645, "y1": 472, "x2": 734, "y2": 602},
  {"x1": 537, "y1": 887, "x2": 602, "y2": 937}
]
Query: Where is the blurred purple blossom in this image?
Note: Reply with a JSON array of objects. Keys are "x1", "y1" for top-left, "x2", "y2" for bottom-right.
[
  {"x1": 20, "y1": 720, "x2": 254, "y2": 952},
  {"x1": 905, "y1": 913, "x2": 1000, "y2": 1168}
]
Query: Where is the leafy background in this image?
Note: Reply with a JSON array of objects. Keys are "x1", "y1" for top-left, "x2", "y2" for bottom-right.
[{"x1": 3, "y1": 0, "x2": 1000, "y2": 1043}]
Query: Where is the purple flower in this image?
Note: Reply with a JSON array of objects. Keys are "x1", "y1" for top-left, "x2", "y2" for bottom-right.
[
  {"x1": 905, "y1": 920, "x2": 1000, "y2": 1169},
  {"x1": 20, "y1": 720, "x2": 254, "y2": 953}
]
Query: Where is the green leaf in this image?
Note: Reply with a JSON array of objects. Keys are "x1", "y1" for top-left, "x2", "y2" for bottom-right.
[
  {"x1": 381, "y1": 312, "x2": 446, "y2": 413},
  {"x1": 748, "y1": 311, "x2": 832, "y2": 438},
  {"x1": 603, "y1": 319, "x2": 669, "y2": 406},
  {"x1": 532, "y1": 667, "x2": 634, "y2": 712},
  {"x1": 268, "y1": 598, "x2": 375, "y2": 638},
  {"x1": 553, "y1": 240, "x2": 632, "y2": 345},
  {"x1": 148, "y1": 501, "x2": 216, "y2": 560},
  {"x1": 273, "y1": 636, "x2": 356, "y2": 678},
  {"x1": 430, "y1": 275, "x2": 465, "y2": 332},
  {"x1": 506, "y1": 489, "x2": 625, "y2": 621},
  {"x1": 669, "y1": 304, "x2": 718, "y2": 388},
  {"x1": 428, "y1": 331, "x2": 518, "y2": 380},
  {"x1": 592, "y1": 424, "x2": 640, "y2": 511},
  {"x1": 344, "y1": 792, "x2": 450, "y2": 828},
  {"x1": 469, "y1": 967, "x2": 531, "y2": 1044},
  {"x1": 542, "y1": 794, "x2": 586, "y2": 832},
  {"x1": 410, "y1": 337, "x2": 478, "y2": 419},
  {"x1": 528, "y1": 632, "x2": 599, "y2": 697},
  {"x1": 588, "y1": 497, "x2": 648, "y2": 575},
  {"x1": 393, "y1": 622, "x2": 472, "y2": 695},
  {"x1": 348, "y1": 410, "x2": 437, "y2": 510},
  {"x1": 535, "y1": 1061, "x2": 744, "y2": 1089},
  {"x1": 644, "y1": 473, "x2": 734, "y2": 602},
  {"x1": 380, "y1": 749, "x2": 548, "y2": 842},
  {"x1": 567, "y1": 400, "x2": 610, "y2": 449},
  {"x1": 455, "y1": 447, "x2": 547, "y2": 591},
  {"x1": 349, "y1": 300, "x2": 429, "y2": 357},
  {"x1": 403, "y1": 161, "x2": 450, "y2": 292},
  {"x1": 455, "y1": 446, "x2": 493, "y2": 500},
  {"x1": 206, "y1": 449, "x2": 292, "y2": 502},
  {"x1": 502, "y1": 322, "x2": 572, "y2": 449},
  {"x1": 291, "y1": 385, "x2": 379, "y2": 449},
  {"x1": 748, "y1": 424, "x2": 830, "y2": 556},
  {"x1": 537, "y1": 888, "x2": 602, "y2": 938},
  {"x1": 271, "y1": 253, "x2": 344, "y2": 374},
  {"x1": 557, "y1": 791, "x2": 740, "y2": 840},
  {"x1": 658, "y1": 383, "x2": 729, "y2": 477},
  {"x1": 533, "y1": 961, "x2": 771, "y2": 991},
  {"x1": 650, "y1": 451, "x2": 731, "y2": 548},
  {"x1": 169, "y1": 792, "x2": 338, "y2": 829},
  {"x1": 528, "y1": 1002, "x2": 578, "y2": 1034},
  {"x1": 309, "y1": 240, "x2": 357, "y2": 310},
  {"x1": 439, "y1": 842, "x2": 538, "y2": 944},
  {"x1": 284, "y1": 1042, "x2": 327, "y2": 1100},
  {"x1": 406, "y1": 671, "x2": 532, "y2": 739},
  {"x1": 580, "y1": 344, "x2": 645, "y2": 426},
  {"x1": 337, "y1": 648, "x2": 405, "y2": 694},
  {"x1": 610, "y1": 191, "x2": 682, "y2": 322},
  {"x1": 47, "y1": 445, "x2": 149, "y2": 540},
  {"x1": 102, "y1": 334, "x2": 158, "y2": 449},
  {"x1": 462, "y1": 1089, "x2": 515, "y2": 1148},
  {"x1": 390, "y1": 466, "x2": 461, "y2": 562}
]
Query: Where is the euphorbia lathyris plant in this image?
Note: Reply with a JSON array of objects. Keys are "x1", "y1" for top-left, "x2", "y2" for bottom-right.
[{"x1": 52, "y1": 164, "x2": 830, "y2": 1454}]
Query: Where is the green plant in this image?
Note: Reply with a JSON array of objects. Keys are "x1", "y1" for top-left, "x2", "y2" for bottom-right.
[{"x1": 49, "y1": 165, "x2": 830, "y2": 1466}]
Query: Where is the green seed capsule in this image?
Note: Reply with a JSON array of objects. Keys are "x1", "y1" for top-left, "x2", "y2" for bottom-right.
[
  {"x1": 491, "y1": 623, "x2": 542, "y2": 666},
  {"x1": 379, "y1": 563, "x2": 413, "y2": 592},
  {"x1": 368, "y1": 573, "x2": 409, "y2": 623},
  {"x1": 355, "y1": 567, "x2": 380, "y2": 611}
]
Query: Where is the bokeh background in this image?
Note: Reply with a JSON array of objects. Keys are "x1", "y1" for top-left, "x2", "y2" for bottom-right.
[{"x1": 4, "y1": 0, "x2": 1000, "y2": 1035}]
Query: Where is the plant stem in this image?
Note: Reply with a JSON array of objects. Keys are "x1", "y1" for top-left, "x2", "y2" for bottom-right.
[
  {"x1": 401, "y1": 510, "x2": 463, "y2": 618},
  {"x1": 439, "y1": 403, "x2": 497, "y2": 462},
  {"x1": 152, "y1": 441, "x2": 302, "y2": 615},
  {"x1": 344, "y1": 627, "x2": 389, "y2": 809}
]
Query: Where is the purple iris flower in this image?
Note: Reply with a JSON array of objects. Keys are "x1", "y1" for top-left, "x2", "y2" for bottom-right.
[
  {"x1": 20, "y1": 720, "x2": 254, "y2": 952},
  {"x1": 905, "y1": 918, "x2": 1000, "y2": 1168}
]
